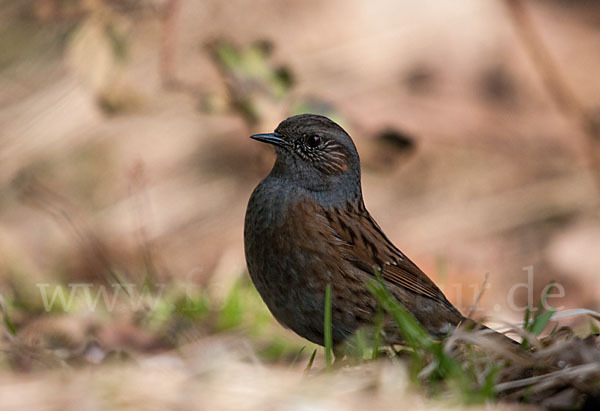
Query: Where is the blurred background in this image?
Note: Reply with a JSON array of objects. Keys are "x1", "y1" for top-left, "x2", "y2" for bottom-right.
[{"x1": 1, "y1": 0, "x2": 599, "y2": 408}]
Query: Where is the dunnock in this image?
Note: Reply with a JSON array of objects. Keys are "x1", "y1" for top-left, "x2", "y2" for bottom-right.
[{"x1": 244, "y1": 114, "x2": 496, "y2": 347}]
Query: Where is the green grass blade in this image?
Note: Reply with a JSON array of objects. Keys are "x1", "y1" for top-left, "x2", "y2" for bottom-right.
[
  {"x1": 523, "y1": 307, "x2": 531, "y2": 329},
  {"x1": 291, "y1": 346, "x2": 306, "y2": 366},
  {"x1": 366, "y1": 273, "x2": 432, "y2": 353},
  {"x1": 365, "y1": 270, "x2": 467, "y2": 383},
  {"x1": 530, "y1": 308, "x2": 555, "y2": 336},
  {"x1": 0, "y1": 294, "x2": 16, "y2": 336},
  {"x1": 304, "y1": 348, "x2": 317, "y2": 373},
  {"x1": 324, "y1": 283, "x2": 333, "y2": 369},
  {"x1": 372, "y1": 307, "x2": 384, "y2": 360},
  {"x1": 3, "y1": 312, "x2": 16, "y2": 336},
  {"x1": 528, "y1": 282, "x2": 557, "y2": 336}
]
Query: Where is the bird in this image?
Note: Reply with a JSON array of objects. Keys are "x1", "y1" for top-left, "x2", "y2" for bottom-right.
[{"x1": 244, "y1": 114, "x2": 504, "y2": 349}]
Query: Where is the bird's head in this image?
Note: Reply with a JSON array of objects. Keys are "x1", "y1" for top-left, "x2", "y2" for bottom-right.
[{"x1": 251, "y1": 114, "x2": 362, "y2": 201}]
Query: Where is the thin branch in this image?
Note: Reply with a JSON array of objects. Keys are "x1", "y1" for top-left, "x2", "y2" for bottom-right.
[
  {"x1": 495, "y1": 362, "x2": 600, "y2": 392},
  {"x1": 467, "y1": 272, "x2": 489, "y2": 319}
]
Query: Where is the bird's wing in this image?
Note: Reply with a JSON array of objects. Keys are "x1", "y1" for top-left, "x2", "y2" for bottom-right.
[{"x1": 319, "y1": 202, "x2": 457, "y2": 311}]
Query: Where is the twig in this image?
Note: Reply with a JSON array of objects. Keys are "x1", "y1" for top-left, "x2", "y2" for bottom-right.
[
  {"x1": 495, "y1": 362, "x2": 600, "y2": 392},
  {"x1": 492, "y1": 308, "x2": 600, "y2": 332},
  {"x1": 467, "y1": 272, "x2": 489, "y2": 319}
]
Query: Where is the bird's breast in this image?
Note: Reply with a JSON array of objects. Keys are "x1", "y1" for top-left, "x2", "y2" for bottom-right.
[
  {"x1": 244, "y1": 178, "x2": 350, "y2": 343},
  {"x1": 244, "y1": 179, "x2": 331, "y2": 289}
]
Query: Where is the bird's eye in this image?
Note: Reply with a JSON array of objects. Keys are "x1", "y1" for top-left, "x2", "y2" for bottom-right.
[{"x1": 307, "y1": 135, "x2": 321, "y2": 148}]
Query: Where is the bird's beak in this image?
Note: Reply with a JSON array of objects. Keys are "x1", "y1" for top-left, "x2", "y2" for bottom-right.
[{"x1": 250, "y1": 132, "x2": 288, "y2": 147}]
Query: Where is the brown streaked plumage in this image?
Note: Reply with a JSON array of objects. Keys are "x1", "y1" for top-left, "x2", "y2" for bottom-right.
[{"x1": 244, "y1": 114, "x2": 502, "y2": 348}]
